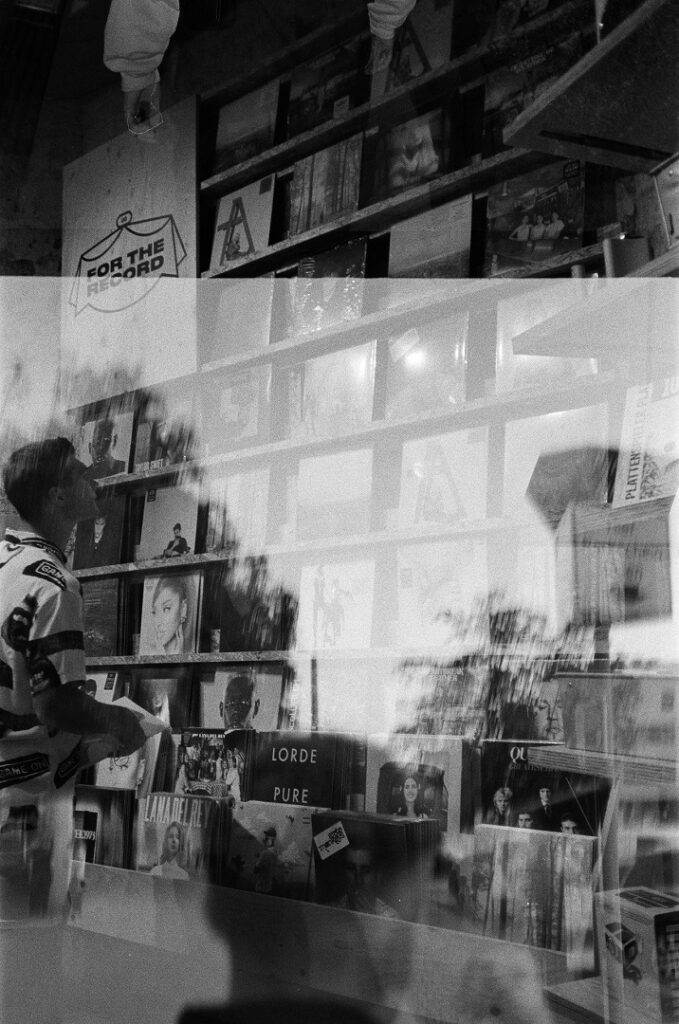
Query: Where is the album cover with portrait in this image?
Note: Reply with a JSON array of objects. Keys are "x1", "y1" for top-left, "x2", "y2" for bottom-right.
[
  {"x1": 477, "y1": 739, "x2": 609, "y2": 836},
  {"x1": 134, "y1": 792, "x2": 228, "y2": 884},
  {"x1": 136, "y1": 483, "x2": 200, "y2": 563},
  {"x1": 365, "y1": 733, "x2": 474, "y2": 840},
  {"x1": 197, "y1": 662, "x2": 295, "y2": 733},
  {"x1": 72, "y1": 491, "x2": 127, "y2": 570},
  {"x1": 138, "y1": 571, "x2": 202, "y2": 657},
  {"x1": 71, "y1": 402, "x2": 135, "y2": 481},
  {"x1": 366, "y1": 108, "x2": 449, "y2": 202},
  {"x1": 484, "y1": 160, "x2": 586, "y2": 276},
  {"x1": 311, "y1": 809, "x2": 439, "y2": 921}
]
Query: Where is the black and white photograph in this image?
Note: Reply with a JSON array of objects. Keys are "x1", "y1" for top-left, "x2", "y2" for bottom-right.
[{"x1": 0, "y1": 1, "x2": 675, "y2": 1022}]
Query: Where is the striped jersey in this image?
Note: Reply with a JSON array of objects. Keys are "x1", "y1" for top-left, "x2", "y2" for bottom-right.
[{"x1": 0, "y1": 530, "x2": 86, "y2": 921}]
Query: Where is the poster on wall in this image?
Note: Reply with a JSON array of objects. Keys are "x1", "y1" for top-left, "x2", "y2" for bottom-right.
[{"x1": 61, "y1": 98, "x2": 198, "y2": 408}]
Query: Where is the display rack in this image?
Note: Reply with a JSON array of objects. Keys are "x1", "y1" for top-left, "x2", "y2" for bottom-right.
[{"x1": 63, "y1": 4, "x2": 679, "y2": 1023}]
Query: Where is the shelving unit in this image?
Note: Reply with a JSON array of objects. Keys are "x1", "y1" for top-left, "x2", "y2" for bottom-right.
[
  {"x1": 201, "y1": 147, "x2": 546, "y2": 278},
  {"x1": 60, "y1": 4, "x2": 679, "y2": 1024}
]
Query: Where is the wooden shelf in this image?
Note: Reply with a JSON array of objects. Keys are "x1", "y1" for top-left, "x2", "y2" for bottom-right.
[
  {"x1": 627, "y1": 245, "x2": 679, "y2": 277},
  {"x1": 504, "y1": 0, "x2": 679, "y2": 172},
  {"x1": 74, "y1": 517, "x2": 514, "y2": 580},
  {"x1": 84, "y1": 369, "x2": 621, "y2": 491},
  {"x1": 527, "y1": 744, "x2": 678, "y2": 786},
  {"x1": 201, "y1": 148, "x2": 548, "y2": 278},
  {"x1": 490, "y1": 241, "x2": 604, "y2": 279},
  {"x1": 200, "y1": 0, "x2": 592, "y2": 201}
]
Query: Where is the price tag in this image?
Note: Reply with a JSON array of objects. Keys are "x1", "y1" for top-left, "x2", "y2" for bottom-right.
[{"x1": 313, "y1": 821, "x2": 349, "y2": 861}]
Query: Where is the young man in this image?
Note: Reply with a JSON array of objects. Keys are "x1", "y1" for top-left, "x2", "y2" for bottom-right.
[{"x1": 0, "y1": 438, "x2": 145, "y2": 929}]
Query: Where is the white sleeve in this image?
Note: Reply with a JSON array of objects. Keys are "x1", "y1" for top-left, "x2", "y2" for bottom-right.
[
  {"x1": 104, "y1": 0, "x2": 180, "y2": 92},
  {"x1": 367, "y1": 0, "x2": 418, "y2": 40}
]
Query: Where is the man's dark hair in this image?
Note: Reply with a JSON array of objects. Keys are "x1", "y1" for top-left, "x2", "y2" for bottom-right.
[
  {"x1": 173, "y1": 522, "x2": 182, "y2": 531},
  {"x1": 2, "y1": 437, "x2": 76, "y2": 523}
]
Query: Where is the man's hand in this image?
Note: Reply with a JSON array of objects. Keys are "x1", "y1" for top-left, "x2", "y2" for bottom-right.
[
  {"x1": 106, "y1": 705, "x2": 146, "y2": 755},
  {"x1": 124, "y1": 82, "x2": 162, "y2": 134},
  {"x1": 365, "y1": 34, "x2": 393, "y2": 74}
]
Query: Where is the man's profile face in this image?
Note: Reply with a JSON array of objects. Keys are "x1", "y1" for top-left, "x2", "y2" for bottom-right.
[
  {"x1": 343, "y1": 847, "x2": 377, "y2": 900},
  {"x1": 60, "y1": 456, "x2": 100, "y2": 523},
  {"x1": 221, "y1": 675, "x2": 257, "y2": 729}
]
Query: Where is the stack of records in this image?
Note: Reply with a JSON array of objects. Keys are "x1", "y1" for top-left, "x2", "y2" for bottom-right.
[{"x1": 311, "y1": 809, "x2": 440, "y2": 921}]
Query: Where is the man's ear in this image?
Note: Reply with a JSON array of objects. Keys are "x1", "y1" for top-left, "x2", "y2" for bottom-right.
[
  {"x1": 46, "y1": 483, "x2": 64, "y2": 509},
  {"x1": 253, "y1": 698, "x2": 260, "y2": 718}
]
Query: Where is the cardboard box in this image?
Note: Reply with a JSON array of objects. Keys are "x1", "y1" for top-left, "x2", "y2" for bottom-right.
[
  {"x1": 558, "y1": 673, "x2": 679, "y2": 761},
  {"x1": 595, "y1": 887, "x2": 679, "y2": 1023}
]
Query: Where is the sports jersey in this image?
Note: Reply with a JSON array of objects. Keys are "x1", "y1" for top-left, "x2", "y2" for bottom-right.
[{"x1": 0, "y1": 530, "x2": 87, "y2": 922}]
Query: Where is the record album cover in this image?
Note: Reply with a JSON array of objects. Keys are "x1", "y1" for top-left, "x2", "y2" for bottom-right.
[
  {"x1": 136, "y1": 483, "x2": 200, "y2": 562},
  {"x1": 296, "y1": 447, "x2": 373, "y2": 541},
  {"x1": 198, "y1": 662, "x2": 295, "y2": 732},
  {"x1": 296, "y1": 559, "x2": 375, "y2": 651},
  {"x1": 398, "y1": 427, "x2": 488, "y2": 528},
  {"x1": 209, "y1": 175, "x2": 275, "y2": 271},
  {"x1": 138, "y1": 571, "x2": 202, "y2": 656},
  {"x1": 200, "y1": 364, "x2": 271, "y2": 453},
  {"x1": 287, "y1": 39, "x2": 368, "y2": 136},
  {"x1": 71, "y1": 404, "x2": 135, "y2": 481},
  {"x1": 288, "y1": 133, "x2": 362, "y2": 236},
  {"x1": 388, "y1": 194, "x2": 472, "y2": 278},
  {"x1": 484, "y1": 160, "x2": 586, "y2": 275},
  {"x1": 279, "y1": 341, "x2": 376, "y2": 441},
  {"x1": 385, "y1": 313, "x2": 467, "y2": 420},
  {"x1": 134, "y1": 792, "x2": 226, "y2": 884},
  {"x1": 226, "y1": 801, "x2": 317, "y2": 899},
  {"x1": 204, "y1": 466, "x2": 271, "y2": 555},
  {"x1": 213, "y1": 79, "x2": 280, "y2": 172}
]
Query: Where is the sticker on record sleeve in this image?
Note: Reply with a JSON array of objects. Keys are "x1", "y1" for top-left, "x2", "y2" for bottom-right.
[{"x1": 314, "y1": 821, "x2": 350, "y2": 861}]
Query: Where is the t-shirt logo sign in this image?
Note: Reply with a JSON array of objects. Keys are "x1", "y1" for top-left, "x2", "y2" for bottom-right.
[{"x1": 68, "y1": 211, "x2": 187, "y2": 315}]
